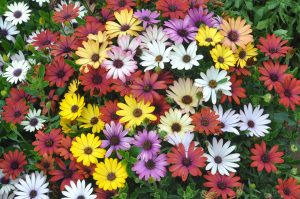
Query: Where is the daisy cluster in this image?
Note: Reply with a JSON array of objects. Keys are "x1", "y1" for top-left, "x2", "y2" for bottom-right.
[{"x1": 0, "y1": 0, "x2": 300, "y2": 199}]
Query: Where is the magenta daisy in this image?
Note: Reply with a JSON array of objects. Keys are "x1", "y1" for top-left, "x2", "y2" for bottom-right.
[
  {"x1": 132, "y1": 154, "x2": 168, "y2": 181},
  {"x1": 132, "y1": 129, "x2": 161, "y2": 161},
  {"x1": 187, "y1": 7, "x2": 216, "y2": 28},
  {"x1": 101, "y1": 122, "x2": 133, "y2": 159},
  {"x1": 134, "y1": 9, "x2": 160, "y2": 28}
]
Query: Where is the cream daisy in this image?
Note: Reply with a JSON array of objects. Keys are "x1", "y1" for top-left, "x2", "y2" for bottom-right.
[
  {"x1": 213, "y1": 104, "x2": 240, "y2": 135},
  {"x1": 239, "y1": 103, "x2": 271, "y2": 137},
  {"x1": 102, "y1": 47, "x2": 137, "y2": 82},
  {"x1": 32, "y1": 0, "x2": 50, "y2": 7},
  {"x1": 62, "y1": 180, "x2": 96, "y2": 199},
  {"x1": 140, "y1": 41, "x2": 172, "y2": 71},
  {"x1": 0, "y1": 170, "x2": 18, "y2": 195},
  {"x1": 4, "y1": 2, "x2": 31, "y2": 25},
  {"x1": 140, "y1": 25, "x2": 170, "y2": 47},
  {"x1": 158, "y1": 109, "x2": 194, "y2": 136},
  {"x1": 167, "y1": 78, "x2": 202, "y2": 114},
  {"x1": 14, "y1": 172, "x2": 49, "y2": 199},
  {"x1": 21, "y1": 109, "x2": 46, "y2": 132},
  {"x1": 194, "y1": 66, "x2": 232, "y2": 104},
  {"x1": 169, "y1": 41, "x2": 203, "y2": 70},
  {"x1": 0, "y1": 17, "x2": 19, "y2": 43},
  {"x1": 205, "y1": 137, "x2": 240, "y2": 176},
  {"x1": 3, "y1": 60, "x2": 30, "y2": 84}
]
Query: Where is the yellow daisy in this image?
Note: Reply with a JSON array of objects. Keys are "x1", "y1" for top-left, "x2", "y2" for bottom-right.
[
  {"x1": 116, "y1": 95, "x2": 157, "y2": 128},
  {"x1": 210, "y1": 44, "x2": 236, "y2": 70},
  {"x1": 60, "y1": 118, "x2": 77, "y2": 133},
  {"x1": 70, "y1": 133, "x2": 106, "y2": 166},
  {"x1": 195, "y1": 25, "x2": 223, "y2": 46},
  {"x1": 59, "y1": 94, "x2": 85, "y2": 120},
  {"x1": 67, "y1": 79, "x2": 80, "y2": 95},
  {"x1": 93, "y1": 158, "x2": 128, "y2": 191},
  {"x1": 88, "y1": 31, "x2": 112, "y2": 44},
  {"x1": 75, "y1": 39, "x2": 109, "y2": 72},
  {"x1": 77, "y1": 104, "x2": 105, "y2": 133},
  {"x1": 105, "y1": 9, "x2": 143, "y2": 38},
  {"x1": 235, "y1": 43, "x2": 258, "y2": 68}
]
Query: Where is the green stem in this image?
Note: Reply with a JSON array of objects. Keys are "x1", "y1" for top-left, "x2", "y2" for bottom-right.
[{"x1": 81, "y1": 0, "x2": 93, "y2": 16}]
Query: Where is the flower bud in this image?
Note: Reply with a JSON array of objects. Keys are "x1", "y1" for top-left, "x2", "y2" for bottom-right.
[
  {"x1": 291, "y1": 144, "x2": 298, "y2": 152},
  {"x1": 263, "y1": 93, "x2": 272, "y2": 103}
]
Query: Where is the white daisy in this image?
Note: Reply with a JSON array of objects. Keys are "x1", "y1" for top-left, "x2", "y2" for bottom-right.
[
  {"x1": 213, "y1": 104, "x2": 240, "y2": 135},
  {"x1": 32, "y1": 0, "x2": 50, "y2": 7},
  {"x1": 0, "y1": 170, "x2": 18, "y2": 195},
  {"x1": 166, "y1": 131, "x2": 197, "y2": 153},
  {"x1": 167, "y1": 78, "x2": 202, "y2": 113},
  {"x1": 169, "y1": 41, "x2": 203, "y2": 70},
  {"x1": 116, "y1": 35, "x2": 141, "y2": 55},
  {"x1": 4, "y1": 2, "x2": 32, "y2": 25},
  {"x1": 140, "y1": 25, "x2": 170, "y2": 47},
  {"x1": 0, "y1": 192, "x2": 15, "y2": 199},
  {"x1": 140, "y1": 41, "x2": 172, "y2": 71},
  {"x1": 239, "y1": 103, "x2": 271, "y2": 137},
  {"x1": 3, "y1": 60, "x2": 30, "y2": 84},
  {"x1": 21, "y1": 109, "x2": 46, "y2": 132},
  {"x1": 194, "y1": 66, "x2": 232, "y2": 104},
  {"x1": 0, "y1": 17, "x2": 19, "y2": 43},
  {"x1": 14, "y1": 172, "x2": 49, "y2": 199},
  {"x1": 0, "y1": 55, "x2": 4, "y2": 76},
  {"x1": 62, "y1": 180, "x2": 96, "y2": 199},
  {"x1": 158, "y1": 108, "x2": 194, "y2": 135},
  {"x1": 205, "y1": 137, "x2": 240, "y2": 176},
  {"x1": 10, "y1": 51, "x2": 26, "y2": 62}
]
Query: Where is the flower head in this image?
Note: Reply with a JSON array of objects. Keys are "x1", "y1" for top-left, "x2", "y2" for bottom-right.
[
  {"x1": 77, "y1": 104, "x2": 105, "y2": 133},
  {"x1": 195, "y1": 25, "x2": 223, "y2": 46},
  {"x1": 21, "y1": 109, "x2": 45, "y2": 132},
  {"x1": 0, "y1": 150, "x2": 27, "y2": 180},
  {"x1": 59, "y1": 94, "x2": 85, "y2": 120},
  {"x1": 134, "y1": 9, "x2": 160, "y2": 28},
  {"x1": 210, "y1": 44, "x2": 236, "y2": 70},
  {"x1": 276, "y1": 177, "x2": 300, "y2": 199},
  {"x1": 156, "y1": 0, "x2": 189, "y2": 19},
  {"x1": 53, "y1": 3, "x2": 79, "y2": 24},
  {"x1": 32, "y1": 129, "x2": 63, "y2": 155},
  {"x1": 4, "y1": 2, "x2": 31, "y2": 25},
  {"x1": 62, "y1": 180, "x2": 96, "y2": 199},
  {"x1": 192, "y1": 107, "x2": 221, "y2": 135}
]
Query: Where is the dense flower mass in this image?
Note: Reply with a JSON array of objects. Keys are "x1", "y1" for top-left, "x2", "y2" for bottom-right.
[{"x1": 0, "y1": 0, "x2": 299, "y2": 198}]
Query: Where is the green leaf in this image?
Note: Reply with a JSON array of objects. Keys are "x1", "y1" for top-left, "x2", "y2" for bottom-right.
[
  {"x1": 0, "y1": 0, "x2": 7, "y2": 15},
  {"x1": 256, "y1": 19, "x2": 269, "y2": 30},
  {"x1": 273, "y1": 29, "x2": 288, "y2": 37},
  {"x1": 14, "y1": 35, "x2": 25, "y2": 51}
]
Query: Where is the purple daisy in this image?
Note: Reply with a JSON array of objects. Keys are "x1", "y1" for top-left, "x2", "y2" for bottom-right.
[
  {"x1": 132, "y1": 154, "x2": 168, "y2": 181},
  {"x1": 132, "y1": 129, "x2": 161, "y2": 161},
  {"x1": 134, "y1": 9, "x2": 160, "y2": 29},
  {"x1": 164, "y1": 16, "x2": 197, "y2": 44},
  {"x1": 187, "y1": 7, "x2": 217, "y2": 28},
  {"x1": 101, "y1": 122, "x2": 133, "y2": 158}
]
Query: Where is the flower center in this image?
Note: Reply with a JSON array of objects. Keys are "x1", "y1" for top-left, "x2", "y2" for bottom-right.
[
  {"x1": 182, "y1": 157, "x2": 191, "y2": 166},
  {"x1": 219, "y1": 122, "x2": 225, "y2": 128},
  {"x1": 182, "y1": 55, "x2": 191, "y2": 63},
  {"x1": 201, "y1": 118, "x2": 209, "y2": 127},
  {"x1": 56, "y1": 70, "x2": 65, "y2": 78},
  {"x1": 42, "y1": 39, "x2": 51, "y2": 46},
  {"x1": 239, "y1": 50, "x2": 246, "y2": 59},
  {"x1": 177, "y1": 29, "x2": 188, "y2": 37},
  {"x1": 113, "y1": 59, "x2": 124, "y2": 69},
  {"x1": 29, "y1": 190, "x2": 37, "y2": 199},
  {"x1": 118, "y1": 0, "x2": 126, "y2": 7},
  {"x1": 227, "y1": 30, "x2": 239, "y2": 42},
  {"x1": 168, "y1": 5, "x2": 177, "y2": 12},
  {"x1": 269, "y1": 73, "x2": 278, "y2": 81},
  {"x1": 208, "y1": 80, "x2": 218, "y2": 88},
  {"x1": 283, "y1": 188, "x2": 291, "y2": 196},
  {"x1": 195, "y1": 20, "x2": 204, "y2": 27},
  {"x1": 92, "y1": 74, "x2": 102, "y2": 84},
  {"x1": 111, "y1": 112, "x2": 119, "y2": 120},
  {"x1": 284, "y1": 89, "x2": 291, "y2": 97},
  {"x1": 29, "y1": 118, "x2": 39, "y2": 126},
  {"x1": 214, "y1": 156, "x2": 222, "y2": 164},
  {"x1": 90, "y1": 117, "x2": 99, "y2": 125},
  {"x1": 10, "y1": 161, "x2": 19, "y2": 169},
  {"x1": 171, "y1": 122, "x2": 182, "y2": 132},
  {"x1": 217, "y1": 56, "x2": 225, "y2": 63},
  {"x1": 84, "y1": 147, "x2": 93, "y2": 155},
  {"x1": 144, "y1": 159, "x2": 155, "y2": 170},
  {"x1": 217, "y1": 181, "x2": 227, "y2": 190},
  {"x1": 71, "y1": 105, "x2": 79, "y2": 113},
  {"x1": 14, "y1": 111, "x2": 22, "y2": 118},
  {"x1": 43, "y1": 162, "x2": 50, "y2": 169},
  {"x1": 109, "y1": 135, "x2": 120, "y2": 146},
  {"x1": 63, "y1": 46, "x2": 72, "y2": 53},
  {"x1": 63, "y1": 14, "x2": 71, "y2": 20},
  {"x1": 0, "y1": 177, "x2": 10, "y2": 184},
  {"x1": 45, "y1": 139, "x2": 54, "y2": 147},
  {"x1": 64, "y1": 169, "x2": 73, "y2": 178},
  {"x1": 77, "y1": 196, "x2": 85, "y2": 199},
  {"x1": 142, "y1": 140, "x2": 152, "y2": 150},
  {"x1": 181, "y1": 95, "x2": 193, "y2": 104},
  {"x1": 0, "y1": 29, "x2": 8, "y2": 37},
  {"x1": 120, "y1": 24, "x2": 130, "y2": 31},
  {"x1": 142, "y1": 16, "x2": 150, "y2": 21},
  {"x1": 143, "y1": 85, "x2": 152, "y2": 92},
  {"x1": 132, "y1": 108, "x2": 142, "y2": 117},
  {"x1": 107, "y1": 172, "x2": 116, "y2": 181},
  {"x1": 261, "y1": 153, "x2": 269, "y2": 163},
  {"x1": 135, "y1": 48, "x2": 143, "y2": 57},
  {"x1": 205, "y1": 38, "x2": 213, "y2": 42},
  {"x1": 13, "y1": 11, "x2": 22, "y2": 18},
  {"x1": 269, "y1": 47, "x2": 279, "y2": 53},
  {"x1": 155, "y1": 55, "x2": 163, "y2": 62},
  {"x1": 247, "y1": 120, "x2": 255, "y2": 128},
  {"x1": 13, "y1": 68, "x2": 22, "y2": 77},
  {"x1": 91, "y1": 54, "x2": 99, "y2": 62}
]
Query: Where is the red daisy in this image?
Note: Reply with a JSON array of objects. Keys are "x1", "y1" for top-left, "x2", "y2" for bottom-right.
[
  {"x1": 229, "y1": 67, "x2": 251, "y2": 76},
  {"x1": 44, "y1": 57, "x2": 74, "y2": 88},
  {"x1": 167, "y1": 142, "x2": 206, "y2": 181},
  {"x1": 157, "y1": 70, "x2": 174, "y2": 85},
  {"x1": 203, "y1": 172, "x2": 242, "y2": 199},
  {"x1": 53, "y1": 3, "x2": 79, "y2": 24},
  {"x1": 156, "y1": 0, "x2": 189, "y2": 19},
  {"x1": 2, "y1": 99, "x2": 29, "y2": 124},
  {"x1": 79, "y1": 65, "x2": 112, "y2": 96},
  {"x1": 57, "y1": 136, "x2": 74, "y2": 160},
  {"x1": 40, "y1": 89, "x2": 59, "y2": 115},
  {"x1": 36, "y1": 153, "x2": 55, "y2": 175},
  {"x1": 75, "y1": 22, "x2": 105, "y2": 41},
  {"x1": 191, "y1": 107, "x2": 221, "y2": 135},
  {"x1": 95, "y1": 188, "x2": 117, "y2": 199},
  {"x1": 220, "y1": 74, "x2": 246, "y2": 105},
  {"x1": 32, "y1": 30, "x2": 59, "y2": 50},
  {"x1": 130, "y1": 71, "x2": 167, "y2": 103},
  {"x1": 49, "y1": 158, "x2": 82, "y2": 190},
  {"x1": 51, "y1": 35, "x2": 79, "y2": 57},
  {"x1": 275, "y1": 76, "x2": 300, "y2": 110},
  {"x1": 276, "y1": 177, "x2": 300, "y2": 199},
  {"x1": 250, "y1": 141, "x2": 284, "y2": 173},
  {"x1": 32, "y1": 129, "x2": 63, "y2": 156},
  {"x1": 99, "y1": 100, "x2": 121, "y2": 124},
  {"x1": 151, "y1": 96, "x2": 171, "y2": 124},
  {"x1": 76, "y1": 162, "x2": 95, "y2": 179},
  {"x1": 257, "y1": 34, "x2": 292, "y2": 59},
  {"x1": 106, "y1": 0, "x2": 136, "y2": 11},
  {"x1": 8, "y1": 87, "x2": 35, "y2": 103},
  {"x1": 0, "y1": 149, "x2": 27, "y2": 179},
  {"x1": 258, "y1": 60, "x2": 291, "y2": 91},
  {"x1": 112, "y1": 70, "x2": 142, "y2": 96}
]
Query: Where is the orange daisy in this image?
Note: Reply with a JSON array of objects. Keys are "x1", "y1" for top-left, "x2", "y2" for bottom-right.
[{"x1": 220, "y1": 17, "x2": 253, "y2": 52}]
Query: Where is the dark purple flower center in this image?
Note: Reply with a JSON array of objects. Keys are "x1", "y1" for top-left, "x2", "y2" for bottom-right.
[
  {"x1": 181, "y1": 95, "x2": 193, "y2": 104},
  {"x1": 107, "y1": 172, "x2": 116, "y2": 181},
  {"x1": 77, "y1": 195, "x2": 85, "y2": 199},
  {"x1": 283, "y1": 188, "x2": 291, "y2": 195},
  {"x1": 71, "y1": 105, "x2": 79, "y2": 113},
  {"x1": 182, "y1": 55, "x2": 191, "y2": 63},
  {"x1": 205, "y1": 38, "x2": 213, "y2": 42},
  {"x1": 56, "y1": 70, "x2": 65, "y2": 78},
  {"x1": 92, "y1": 74, "x2": 102, "y2": 84},
  {"x1": 42, "y1": 39, "x2": 51, "y2": 46},
  {"x1": 227, "y1": 30, "x2": 239, "y2": 42},
  {"x1": 63, "y1": 46, "x2": 72, "y2": 53},
  {"x1": 261, "y1": 153, "x2": 270, "y2": 163},
  {"x1": 142, "y1": 140, "x2": 152, "y2": 150},
  {"x1": 217, "y1": 181, "x2": 227, "y2": 190},
  {"x1": 113, "y1": 59, "x2": 124, "y2": 68},
  {"x1": 110, "y1": 135, "x2": 120, "y2": 146},
  {"x1": 0, "y1": 29, "x2": 8, "y2": 37},
  {"x1": 171, "y1": 122, "x2": 182, "y2": 132},
  {"x1": 111, "y1": 112, "x2": 119, "y2": 120},
  {"x1": 91, "y1": 54, "x2": 100, "y2": 62},
  {"x1": 29, "y1": 190, "x2": 37, "y2": 198},
  {"x1": 63, "y1": 14, "x2": 72, "y2": 20},
  {"x1": 182, "y1": 157, "x2": 191, "y2": 166},
  {"x1": 13, "y1": 68, "x2": 22, "y2": 77},
  {"x1": 45, "y1": 138, "x2": 54, "y2": 147},
  {"x1": 133, "y1": 108, "x2": 142, "y2": 117},
  {"x1": 144, "y1": 159, "x2": 155, "y2": 170},
  {"x1": 269, "y1": 73, "x2": 278, "y2": 81},
  {"x1": 247, "y1": 120, "x2": 255, "y2": 128},
  {"x1": 10, "y1": 161, "x2": 19, "y2": 169},
  {"x1": 64, "y1": 169, "x2": 73, "y2": 178},
  {"x1": 143, "y1": 84, "x2": 152, "y2": 92},
  {"x1": 118, "y1": 0, "x2": 126, "y2": 7},
  {"x1": 169, "y1": 5, "x2": 177, "y2": 12},
  {"x1": 0, "y1": 176, "x2": 10, "y2": 184},
  {"x1": 239, "y1": 50, "x2": 246, "y2": 59},
  {"x1": 219, "y1": 122, "x2": 225, "y2": 128},
  {"x1": 29, "y1": 118, "x2": 39, "y2": 126},
  {"x1": 13, "y1": 11, "x2": 22, "y2": 18},
  {"x1": 269, "y1": 47, "x2": 279, "y2": 53},
  {"x1": 177, "y1": 29, "x2": 188, "y2": 37},
  {"x1": 209, "y1": 80, "x2": 217, "y2": 88},
  {"x1": 142, "y1": 16, "x2": 150, "y2": 21},
  {"x1": 284, "y1": 89, "x2": 291, "y2": 98},
  {"x1": 201, "y1": 118, "x2": 209, "y2": 127},
  {"x1": 14, "y1": 111, "x2": 22, "y2": 118},
  {"x1": 43, "y1": 162, "x2": 50, "y2": 169},
  {"x1": 90, "y1": 117, "x2": 99, "y2": 125},
  {"x1": 120, "y1": 24, "x2": 130, "y2": 31},
  {"x1": 195, "y1": 20, "x2": 204, "y2": 28},
  {"x1": 84, "y1": 147, "x2": 93, "y2": 155},
  {"x1": 214, "y1": 156, "x2": 222, "y2": 164}
]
